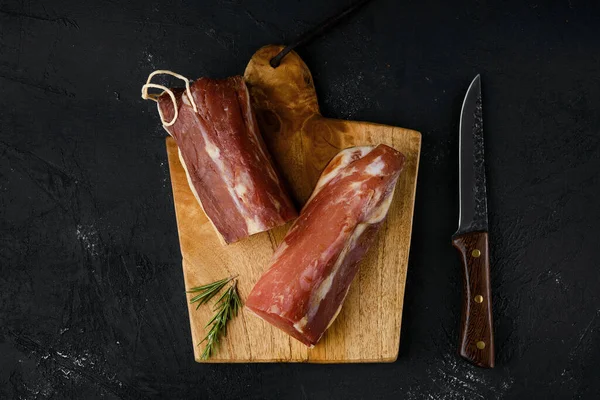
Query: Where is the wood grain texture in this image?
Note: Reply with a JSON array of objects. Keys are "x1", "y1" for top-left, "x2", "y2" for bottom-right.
[
  {"x1": 452, "y1": 231, "x2": 495, "y2": 368},
  {"x1": 166, "y1": 45, "x2": 421, "y2": 362}
]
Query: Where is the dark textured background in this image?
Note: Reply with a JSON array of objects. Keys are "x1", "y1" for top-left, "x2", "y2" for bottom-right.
[{"x1": 1, "y1": 0, "x2": 599, "y2": 398}]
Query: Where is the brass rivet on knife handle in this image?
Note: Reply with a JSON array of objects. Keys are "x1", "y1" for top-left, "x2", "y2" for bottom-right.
[
  {"x1": 452, "y1": 231, "x2": 495, "y2": 368},
  {"x1": 472, "y1": 249, "x2": 481, "y2": 258}
]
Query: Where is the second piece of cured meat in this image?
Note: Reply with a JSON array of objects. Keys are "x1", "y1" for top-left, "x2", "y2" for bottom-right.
[
  {"x1": 246, "y1": 144, "x2": 405, "y2": 346},
  {"x1": 142, "y1": 71, "x2": 297, "y2": 244}
]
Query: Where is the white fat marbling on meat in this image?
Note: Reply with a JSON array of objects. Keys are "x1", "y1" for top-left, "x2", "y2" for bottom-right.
[
  {"x1": 339, "y1": 167, "x2": 358, "y2": 179},
  {"x1": 306, "y1": 222, "x2": 367, "y2": 323},
  {"x1": 293, "y1": 316, "x2": 308, "y2": 333},
  {"x1": 234, "y1": 171, "x2": 254, "y2": 200},
  {"x1": 302, "y1": 174, "x2": 398, "y2": 328},
  {"x1": 270, "y1": 240, "x2": 289, "y2": 263},
  {"x1": 201, "y1": 128, "x2": 259, "y2": 235},
  {"x1": 365, "y1": 185, "x2": 397, "y2": 224},
  {"x1": 308, "y1": 146, "x2": 373, "y2": 203},
  {"x1": 349, "y1": 181, "x2": 363, "y2": 191},
  {"x1": 268, "y1": 305, "x2": 280, "y2": 314},
  {"x1": 267, "y1": 192, "x2": 282, "y2": 211},
  {"x1": 365, "y1": 156, "x2": 385, "y2": 176},
  {"x1": 299, "y1": 260, "x2": 319, "y2": 291},
  {"x1": 288, "y1": 148, "x2": 396, "y2": 322},
  {"x1": 205, "y1": 141, "x2": 221, "y2": 160},
  {"x1": 288, "y1": 223, "x2": 299, "y2": 234},
  {"x1": 171, "y1": 82, "x2": 293, "y2": 243},
  {"x1": 318, "y1": 231, "x2": 349, "y2": 262},
  {"x1": 264, "y1": 164, "x2": 279, "y2": 184},
  {"x1": 243, "y1": 85, "x2": 280, "y2": 184},
  {"x1": 234, "y1": 183, "x2": 248, "y2": 197},
  {"x1": 246, "y1": 215, "x2": 267, "y2": 235}
]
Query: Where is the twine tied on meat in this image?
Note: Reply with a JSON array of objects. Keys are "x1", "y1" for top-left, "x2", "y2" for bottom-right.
[{"x1": 141, "y1": 70, "x2": 198, "y2": 127}]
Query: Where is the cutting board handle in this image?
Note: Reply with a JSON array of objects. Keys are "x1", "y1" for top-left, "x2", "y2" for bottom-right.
[
  {"x1": 245, "y1": 45, "x2": 320, "y2": 120},
  {"x1": 452, "y1": 231, "x2": 495, "y2": 368}
]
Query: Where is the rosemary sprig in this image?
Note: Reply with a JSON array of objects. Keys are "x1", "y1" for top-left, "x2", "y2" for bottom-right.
[
  {"x1": 188, "y1": 277, "x2": 242, "y2": 360},
  {"x1": 187, "y1": 276, "x2": 234, "y2": 310}
]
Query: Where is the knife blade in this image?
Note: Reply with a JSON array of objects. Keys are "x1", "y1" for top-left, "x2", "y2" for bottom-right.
[{"x1": 452, "y1": 74, "x2": 495, "y2": 368}]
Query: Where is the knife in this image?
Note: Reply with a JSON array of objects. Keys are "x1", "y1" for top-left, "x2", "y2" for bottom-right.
[{"x1": 452, "y1": 74, "x2": 495, "y2": 368}]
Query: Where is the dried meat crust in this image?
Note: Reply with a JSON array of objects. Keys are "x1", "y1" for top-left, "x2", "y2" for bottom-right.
[{"x1": 246, "y1": 144, "x2": 405, "y2": 346}]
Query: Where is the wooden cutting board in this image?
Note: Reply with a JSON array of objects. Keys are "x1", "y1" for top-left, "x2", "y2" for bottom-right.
[{"x1": 166, "y1": 45, "x2": 421, "y2": 362}]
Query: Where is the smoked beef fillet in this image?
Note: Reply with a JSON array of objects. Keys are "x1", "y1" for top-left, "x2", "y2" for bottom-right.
[
  {"x1": 246, "y1": 144, "x2": 405, "y2": 346},
  {"x1": 142, "y1": 71, "x2": 297, "y2": 244}
]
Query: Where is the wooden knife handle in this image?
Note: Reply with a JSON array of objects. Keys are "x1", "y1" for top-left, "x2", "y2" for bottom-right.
[{"x1": 452, "y1": 231, "x2": 495, "y2": 368}]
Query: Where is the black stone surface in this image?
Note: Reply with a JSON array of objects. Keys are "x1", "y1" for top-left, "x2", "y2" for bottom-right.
[{"x1": 1, "y1": 0, "x2": 599, "y2": 399}]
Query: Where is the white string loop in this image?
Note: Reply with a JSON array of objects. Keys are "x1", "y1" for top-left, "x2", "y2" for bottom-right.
[{"x1": 141, "y1": 70, "x2": 198, "y2": 127}]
